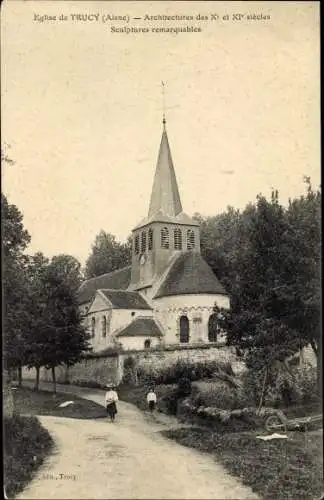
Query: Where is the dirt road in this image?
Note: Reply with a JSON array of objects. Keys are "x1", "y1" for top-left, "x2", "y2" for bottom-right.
[{"x1": 17, "y1": 382, "x2": 258, "y2": 499}]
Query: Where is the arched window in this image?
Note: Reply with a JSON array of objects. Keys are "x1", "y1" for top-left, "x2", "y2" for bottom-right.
[
  {"x1": 148, "y1": 228, "x2": 153, "y2": 250},
  {"x1": 208, "y1": 314, "x2": 219, "y2": 342},
  {"x1": 102, "y1": 316, "x2": 107, "y2": 338},
  {"x1": 179, "y1": 315, "x2": 189, "y2": 343},
  {"x1": 134, "y1": 234, "x2": 140, "y2": 254},
  {"x1": 174, "y1": 228, "x2": 182, "y2": 250},
  {"x1": 141, "y1": 231, "x2": 146, "y2": 253},
  {"x1": 187, "y1": 229, "x2": 195, "y2": 250},
  {"x1": 161, "y1": 227, "x2": 169, "y2": 249},
  {"x1": 91, "y1": 317, "x2": 96, "y2": 338},
  {"x1": 144, "y1": 339, "x2": 151, "y2": 349}
]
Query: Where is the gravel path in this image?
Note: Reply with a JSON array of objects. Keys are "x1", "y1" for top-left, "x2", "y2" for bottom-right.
[{"x1": 17, "y1": 382, "x2": 258, "y2": 499}]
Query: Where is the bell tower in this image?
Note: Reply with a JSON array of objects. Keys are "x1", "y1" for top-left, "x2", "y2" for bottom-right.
[{"x1": 129, "y1": 117, "x2": 200, "y2": 294}]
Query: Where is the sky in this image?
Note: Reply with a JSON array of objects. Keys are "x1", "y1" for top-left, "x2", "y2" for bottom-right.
[{"x1": 2, "y1": 1, "x2": 320, "y2": 265}]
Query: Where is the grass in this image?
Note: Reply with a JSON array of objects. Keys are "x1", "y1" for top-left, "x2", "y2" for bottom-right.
[
  {"x1": 118, "y1": 383, "x2": 177, "y2": 412},
  {"x1": 13, "y1": 387, "x2": 107, "y2": 420},
  {"x1": 282, "y1": 401, "x2": 322, "y2": 419},
  {"x1": 4, "y1": 414, "x2": 54, "y2": 499},
  {"x1": 161, "y1": 426, "x2": 323, "y2": 500}
]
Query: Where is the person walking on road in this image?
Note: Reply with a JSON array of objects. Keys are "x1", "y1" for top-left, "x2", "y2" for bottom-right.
[
  {"x1": 105, "y1": 385, "x2": 119, "y2": 422},
  {"x1": 146, "y1": 388, "x2": 157, "y2": 413}
]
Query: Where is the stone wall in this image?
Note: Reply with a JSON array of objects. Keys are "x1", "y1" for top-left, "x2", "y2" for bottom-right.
[
  {"x1": 3, "y1": 371, "x2": 14, "y2": 418},
  {"x1": 22, "y1": 354, "x2": 121, "y2": 387},
  {"x1": 21, "y1": 344, "x2": 244, "y2": 388},
  {"x1": 121, "y1": 343, "x2": 244, "y2": 375}
]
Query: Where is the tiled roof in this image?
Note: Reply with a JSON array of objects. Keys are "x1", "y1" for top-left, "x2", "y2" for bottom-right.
[
  {"x1": 115, "y1": 317, "x2": 163, "y2": 338},
  {"x1": 100, "y1": 290, "x2": 151, "y2": 310},
  {"x1": 133, "y1": 210, "x2": 199, "y2": 230},
  {"x1": 154, "y1": 252, "x2": 227, "y2": 298},
  {"x1": 77, "y1": 266, "x2": 131, "y2": 304},
  {"x1": 148, "y1": 125, "x2": 183, "y2": 217}
]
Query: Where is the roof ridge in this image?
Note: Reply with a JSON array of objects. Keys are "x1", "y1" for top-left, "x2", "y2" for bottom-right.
[{"x1": 83, "y1": 265, "x2": 132, "y2": 283}]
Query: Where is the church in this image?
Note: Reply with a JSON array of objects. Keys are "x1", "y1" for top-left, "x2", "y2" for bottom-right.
[{"x1": 77, "y1": 118, "x2": 230, "y2": 352}]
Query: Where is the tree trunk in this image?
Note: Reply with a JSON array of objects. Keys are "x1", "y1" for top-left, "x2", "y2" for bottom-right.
[
  {"x1": 51, "y1": 366, "x2": 56, "y2": 393},
  {"x1": 316, "y1": 340, "x2": 322, "y2": 398},
  {"x1": 310, "y1": 339, "x2": 318, "y2": 357},
  {"x1": 257, "y1": 367, "x2": 268, "y2": 414},
  {"x1": 35, "y1": 366, "x2": 40, "y2": 391},
  {"x1": 18, "y1": 363, "x2": 22, "y2": 387},
  {"x1": 133, "y1": 367, "x2": 138, "y2": 386}
]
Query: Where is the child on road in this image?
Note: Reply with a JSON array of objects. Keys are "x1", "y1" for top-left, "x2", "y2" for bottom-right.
[
  {"x1": 146, "y1": 388, "x2": 157, "y2": 413},
  {"x1": 105, "y1": 385, "x2": 119, "y2": 422}
]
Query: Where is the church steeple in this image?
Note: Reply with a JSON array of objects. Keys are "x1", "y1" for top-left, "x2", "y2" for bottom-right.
[
  {"x1": 130, "y1": 113, "x2": 200, "y2": 294},
  {"x1": 148, "y1": 120, "x2": 183, "y2": 217}
]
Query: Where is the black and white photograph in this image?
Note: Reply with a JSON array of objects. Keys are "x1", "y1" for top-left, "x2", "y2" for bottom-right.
[{"x1": 2, "y1": 1, "x2": 321, "y2": 499}]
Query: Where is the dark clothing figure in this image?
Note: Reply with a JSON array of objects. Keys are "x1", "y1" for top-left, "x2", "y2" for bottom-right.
[
  {"x1": 148, "y1": 400, "x2": 156, "y2": 412},
  {"x1": 105, "y1": 388, "x2": 119, "y2": 421},
  {"x1": 106, "y1": 402, "x2": 117, "y2": 421}
]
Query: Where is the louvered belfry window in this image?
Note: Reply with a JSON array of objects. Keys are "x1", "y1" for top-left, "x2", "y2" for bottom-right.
[
  {"x1": 174, "y1": 228, "x2": 182, "y2": 250},
  {"x1": 102, "y1": 316, "x2": 107, "y2": 338},
  {"x1": 161, "y1": 227, "x2": 169, "y2": 249},
  {"x1": 141, "y1": 231, "x2": 147, "y2": 253},
  {"x1": 148, "y1": 228, "x2": 153, "y2": 250},
  {"x1": 134, "y1": 234, "x2": 140, "y2": 254},
  {"x1": 91, "y1": 317, "x2": 96, "y2": 338},
  {"x1": 187, "y1": 229, "x2": 195, "y2": 250}
]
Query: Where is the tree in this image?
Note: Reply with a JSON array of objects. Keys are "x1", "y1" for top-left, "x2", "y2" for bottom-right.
[
  {"x1": 195, "y1": 207, "x2": 244, "y2": 295},
  {"x1": 85, "y1": 230, "x2": 131, "y2": 278},
  {"x1": 41, "y1": 260, "x2": 91, "y2": 392},
  {"x1": 49, "y1": 254, "x2": 83, "y2": 291},
  {"x1": 216, "y1": 184, "x2": 321, "y2": 402},
  {"x1": 24, "y1": 253, "x2": 91, "y2": 391},
  {"x1": 23, "y1": 253, "x2": 50, "y2": 390},
  {"x1": 2, "y1": 194, "x2": 31, "y2": 381}
]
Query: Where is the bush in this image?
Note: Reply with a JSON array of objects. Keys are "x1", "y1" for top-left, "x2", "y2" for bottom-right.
[
  {"x1": 73, "y1": 379, "x2": 104, "y2": 389},
  {"x1": 241, "y1": 365, "x2": 319, "y2": 409},
  {"x1": 122, "y1": 356, "x2": 137, "y2": 385},
  {"x1": 159, "y1": 389, "x2": 180, "y2": 415},
  {"x1": 192, "y1": 380, "x2": 252, "y2": 410},
  {"x1": 177, "y1": 377, "x2": 192, "y2": 397},
  {"x1": 293, "y1": 366, "x2": 319, "y2": 404},
  {"x1": 137, "y1": 359, "x2": 235, "y2": 386}
]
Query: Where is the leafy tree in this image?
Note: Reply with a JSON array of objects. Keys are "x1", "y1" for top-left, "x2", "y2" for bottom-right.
[
  {"x1": 194, "y1": 207, "x2": 246, "y2": 297},
  {"x1": 2, "y1": 194, "x2": 30, "y2": 261},
  {"x1": 23, "y1": 253, "x2": 50, "y2": 390},
  {"x1": 49, "y1": 254, "x2": 83, "y2": 291},
  {"x1": 41, "y1": 260, "x2": 91, "y2": 392},
  {"x1": 2, "y1": 194, "x2": 31, "y2": 381},
  {"x1": 215, "y1": 184, "x2": 321, "y2": 403},
  {"x1": 24, "y1": 254, "x2": 90, "y2": 391},
  {"x1": 85, "y1": 230, "x2": 131, "y2": 278}
]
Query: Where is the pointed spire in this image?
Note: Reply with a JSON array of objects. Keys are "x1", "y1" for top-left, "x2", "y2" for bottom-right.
[{"x1": 148, "y1": 121, "x2": 183, "y2": 217}]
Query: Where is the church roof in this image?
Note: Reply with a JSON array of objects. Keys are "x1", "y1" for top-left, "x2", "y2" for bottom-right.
[
  {"x1": 115, "y1": 317, "x2": 163, "y2": 338},
  {"x1": 154, "y1": 252, "x2": 227, "y2": 298},
  {"x1": 77, "y1": 266, "x2": 131, "y2": 304},
  {"x1": 133, "y1": 209, "x2": 199, "y2": 230},
  {"x1": 134, "y1": 122, "x2": 199, "y2": 230},
  {"x1": 100, "y1": 290, "x2": 152, "y2": 310},
  {"x1": 148, "y1": 123, "x2": 183, "y2": 218}
]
